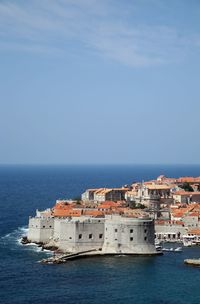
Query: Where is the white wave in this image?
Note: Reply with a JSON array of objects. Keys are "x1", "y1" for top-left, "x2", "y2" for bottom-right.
[
  {"x1": 35, "y1": 247, "x2": 42, "y2": 252},
  {"x1": 42, "y1": 249, "x2": 53, "y2": 255},
  {"x1": 17, "y1": 239, "x2": 23, "y2": 245},
  {"x1": 1, "y1": 226, "x2": 28, "y2": 244},
  {"x1": 24, "y1": 242, "x2": 38, "y2": 246},
  {"x1": 25, "y1": 245, "x2": 53, "y2": 255},
  {"x1": 1, "y1": 226, "x2": 53, "y2": 256},
  {"x1": 18, "y1": 227, "x2": 28, "y2": 234},
  {"x1": 1, "y1": 232, "x2": 12, "y2": 239}
]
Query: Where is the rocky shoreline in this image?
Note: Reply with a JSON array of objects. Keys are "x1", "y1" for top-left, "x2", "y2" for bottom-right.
[{"x1": 21, "y1": 236, "x2": 59, "y2": 252}]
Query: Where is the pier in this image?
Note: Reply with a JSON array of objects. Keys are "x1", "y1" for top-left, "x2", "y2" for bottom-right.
[{"x1": 40, "y1": 249, "x2": 100, "y2": 264}]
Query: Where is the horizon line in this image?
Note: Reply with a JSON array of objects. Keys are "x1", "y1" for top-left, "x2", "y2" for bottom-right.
[{"x1": 1, "y1": 163, "x2": 200, "y2": 166}]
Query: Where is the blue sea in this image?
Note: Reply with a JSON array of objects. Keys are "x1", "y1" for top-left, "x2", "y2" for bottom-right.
[{"x1": 0, "y1": 164, "x2": 200, "y2": 304}]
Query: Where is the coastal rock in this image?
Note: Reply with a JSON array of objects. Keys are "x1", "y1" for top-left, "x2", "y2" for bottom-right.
[
  {"x1": 42, "y1": 245, "x2": 58, "y2": 251},
  {"x1": 21, "y1": 236, "x2": 30, "y2": 245},
  {"x1": 184, "y1": 258, "x2": 200, "y2": 266}
]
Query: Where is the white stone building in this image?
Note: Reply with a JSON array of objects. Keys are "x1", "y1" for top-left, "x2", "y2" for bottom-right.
[
  {"x1": 81, "y1": 188, "x2": 128, "y2": 202},
  {"x1": 103, "y1": 215, "x2": 156, "y2": 254},
  {"x1": 27, "y1": 213, "x2": 157, "y2": 255}
]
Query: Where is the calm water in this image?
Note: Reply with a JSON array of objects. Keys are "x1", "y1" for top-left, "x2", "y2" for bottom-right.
[{"x1": 0, "y1": 164, "x2": 200, "y2": 304}]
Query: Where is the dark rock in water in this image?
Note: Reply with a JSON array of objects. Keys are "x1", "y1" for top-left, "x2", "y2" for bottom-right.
[
  {"x1": 21, "y1": 237, "x2": 58, "y2": 252},
  {"x1": 42, "y1": 245, "x2": 58, "y2": 251},
  {"x1": 21, "y1": 236, "x2": 30, "y2": 245},
  {"x1": 36, "y1": 242, "x2": 43, "y2": 247}
]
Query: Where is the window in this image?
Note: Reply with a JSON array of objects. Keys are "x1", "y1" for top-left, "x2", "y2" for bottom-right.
[
  {"x1": 144, "y1": 229, "x2": 147, "y2": 233},
  {"x1": 69, "y1": 237, "x2": 72, "y2": 239},
  {"x1": 115, "y1": 229, "x2": 118, "y2": 233},
  {"x1": 49, "y1": 225, "x2": 52, "y2": 228},
  {"x1": 130, "y1": 237, "x2": 133, "y2": 241},
  {"x1": 130, "y1": 229, "x2": 133, "y2": 233},
  {"x1": 79, "y1": 234, "x2": 82, "y2": 239},
  {"x1": 99, "y1": 234, "x2": 103, "y2": 239},
  {"x1": 144, "y1": 237, "x2": 147, "y2": 241},
  {"x1": 43, "y1": 225, "x2": 45, "y2": 228},
  {"x1": 89, "y1": 234, "x2": 93, "y2": 239}
]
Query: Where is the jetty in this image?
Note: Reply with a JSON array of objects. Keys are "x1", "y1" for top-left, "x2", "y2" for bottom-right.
[
  {"x1": 40, "y1": 248, "x2": 163, "y2": 264},
  {"x1": 40, "y1": 249, "x2": 100, "y2": 264},
  {"x1": 184, "y1": 258, "x2": 200, "y2": 266}
]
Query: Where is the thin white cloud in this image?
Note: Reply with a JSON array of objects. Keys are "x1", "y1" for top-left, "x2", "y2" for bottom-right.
[
  {"x1": 0, "y1": 41, "x2": 63, "y2": 55},
  {"x1": 0, "y1": 0, "x2": 198, "y2": 66}
]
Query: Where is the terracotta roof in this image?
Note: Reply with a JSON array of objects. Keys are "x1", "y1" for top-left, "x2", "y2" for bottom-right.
[
  {"x1": 155, "y1": 219, "x2": 184, "y2": 225},
  {"x1": 54, "y1": 202, "x2": 76, "y2": 210},
  {"x1": 188, "y1": 228, "x2": 200, "y2": 235},
  {"x1": 82, "y1": 210, "x2": 104, "y2": 216},
  {"x1": 187, "y1": 212, "x2": 199, "y2": 216},
  {"x1": 177, "y1": 177, "x2": 200, "y2": 183},
  {"x1": 94, "y1": 188, "x2": 112, "y2": 195},
  {"x1": 146, "y1": 184, "x2": 171, "y2": 190},
  {"x1": 52, "y1": 209, "x2": 82, "y2": 217},
  {"x1": 173, "y1": 191, "x2": 200, "y2": 195},
  {"x1": 99, "y1": 200, "x2": 121, "y2": 206}
]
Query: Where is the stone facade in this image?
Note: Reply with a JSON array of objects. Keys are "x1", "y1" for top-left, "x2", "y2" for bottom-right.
[
  {"x1": 155, "y1": 224, "x2": 187, "y2": 241},
  {"x1": 27, "y1": 214, "x2": 157, "y2": 255},
  {"x1": 54, "y1": 217, "x2": 104, "y2": 252},
  {"x1": 82, "y1": 188, "x2": 127, "y2": 202},
  {"x1": 103, "y1": 215, "x2": 157, "y2": 254},
  {"x1": 28, "y1": 216, "x2": 54, "y2": 243},
  {"x1": 173, "y1": 192, "x2": 200, "y2": 204}
]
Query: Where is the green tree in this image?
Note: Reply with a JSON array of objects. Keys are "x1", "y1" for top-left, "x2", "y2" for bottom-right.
[{"x1": 181, "y1": 182, "x2": 194, "y2": 192}]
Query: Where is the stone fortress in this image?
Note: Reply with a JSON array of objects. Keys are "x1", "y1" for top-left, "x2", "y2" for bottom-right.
[
  {"x1": 28, "y1": 211, "x2": 157, "y2": 255},
  {"x1": 26, "y1": 174, "x2": 200, "y2": 256}
]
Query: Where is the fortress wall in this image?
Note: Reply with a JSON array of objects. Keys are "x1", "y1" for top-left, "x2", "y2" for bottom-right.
[
  {"x1": 102, "y1": 215, "x2": 157, "y2": 254},
  {"x1": 155, "y1": 224, "x2": 187, "y2": 239},
  {"x1": 27, "y1": 214, "x2": 157, "y2": 254},
  {"x1": 28, "y1": 217, "x2": 54, "y2": 243},
  {"x1": 58, "y1": 219, "x2": 105, "y2": 252}
]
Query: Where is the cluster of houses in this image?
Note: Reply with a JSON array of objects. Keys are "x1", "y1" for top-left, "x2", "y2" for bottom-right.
[
  {"x1": 27, "y1": 175, "x2": 200, "y2": 254},
  {"x1": 48, "y1": 175, "x2": 200, "y2": 236},
  {"x1": 81, "y1": 175, "x2": 200, "y2": 207},
  {"x1": 80, "y1": 175, "x2": 200, "y2": 245}
]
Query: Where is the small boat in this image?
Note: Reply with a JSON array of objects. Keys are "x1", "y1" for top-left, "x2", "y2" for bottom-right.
[
  {"x1": 174, "y1": 247, "x2": 182, "y2": 252},
  {"x1": 162, "y1": 248, "x2": 171, "y2": 252},
  {"x1": 155, "y1": 245, "x2": 162, "y2": 252},
  {"x1": 182, "y1": 235, "x2": 196, "y2": 247},
  {"x1": 155, "y1": 240, "x2": 161, "y2": 246},
  {"x1": 162, "y1": 247, "x2": 182, "y2": 252}
]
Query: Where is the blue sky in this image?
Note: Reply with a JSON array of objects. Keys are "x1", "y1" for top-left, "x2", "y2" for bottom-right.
[{"x1": 0, "y1": 0, "x2": 200, "y2": 164}]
